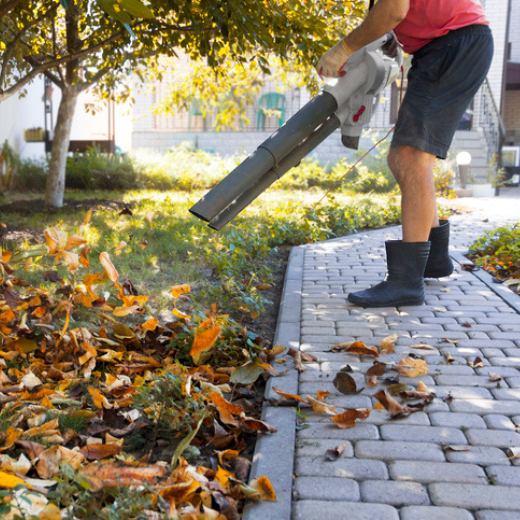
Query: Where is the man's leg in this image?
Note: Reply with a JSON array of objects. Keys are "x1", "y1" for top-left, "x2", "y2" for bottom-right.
[{"x1": 387, "y1": 144, "x2": 439, "y2": 242}]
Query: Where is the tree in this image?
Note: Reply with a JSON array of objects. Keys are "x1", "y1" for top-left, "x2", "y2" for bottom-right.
[{"x1": 0, "y1": 0, "x2": 366, "y2": 208}]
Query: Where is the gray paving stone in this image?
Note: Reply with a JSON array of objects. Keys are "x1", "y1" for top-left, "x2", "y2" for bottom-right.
[
  {"x1": 492, "y1": 388, "x2": 520, "y2": 400},
  {"x1": 446, "y1": 446, "x2": 511, "y2": 466},
  {"x1": 429, "y1": 482, "x2": 520, "y2": 510},
  {"x1": 429, "y1": 412, "x2": 487, "y2": 429},
  {"x1": 389, "y1": 460, "x2": 487, "y2": 484},
  {"x1": 294, "y1": 476, "x2": 360, "y2": 501},
  {"x1": 486, "y1": 465, "x2": 520, "y2": 486},
  {"x1": 293, "y1": 500, "x2": 399, "y2": 520},
  {"x1": 295, "y1": 457, "x2": 388, "y2": 480},
  {"x1": 296, "y1": 439, "x2": 354, "y2": 458},
  {"x1": 433, "y1": 375, "x2": 502, "y2": 388},
  {"x1": 297, "y1": 422, "x2": 379, "y2": 440},
  {"x1": 477, "y1": 367, "x2": 520, "y2": 377},
  {"x1": 429, "y1": 365, "x2": 476, "y2": 375},
  {"x1": 483, "y1": 414, "x2": 516, "y2": 431},
  {"x1": 364, "y1": 409, "x2": 430, "y2": 426},
  {"x1": 505, "y1": 377, "x2": 520, "y2": 388},
  {"x1": 430, "y1": 385, "x2": 493, "y2": 399},
  {"x1": 400, "y1": 506, "x2": 474, "y2": 520},
  {"x1": 451, "y1": 399, "x2": 520, "y2": 416},
  {"x1": 380, "y1": 424, "x2": 467, "y2": 444},
  {"x1": 355, "y1": 441, "x2": 445, "y2": 462},
  {"x1": 490, "y1": 357, "x2": 520, "y2": 367},
  {"x1": 476, "y1": 511, "x2": 520, "y2": 520},
  {"x1": 466, "y1": 429, "x2": 520, "y2": 448},
  {"x1": 360, "y1": 480, "x2": 430, "y2": 506}
]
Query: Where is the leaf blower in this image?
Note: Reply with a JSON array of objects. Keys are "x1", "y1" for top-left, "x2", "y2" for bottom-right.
[{"x1": 189, "y1": 32, "x2": 403, "y2": 230}]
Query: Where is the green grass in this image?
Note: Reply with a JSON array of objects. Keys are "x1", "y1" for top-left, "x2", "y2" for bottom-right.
[{"x1": 1, "y1": 188, "x2": 402, "y2": 323}]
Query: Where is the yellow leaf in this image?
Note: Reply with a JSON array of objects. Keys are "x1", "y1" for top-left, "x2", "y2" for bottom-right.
[
  {"x1": 99, "y1": 252, "x2": 118, "y2": 284},
  {"x1": 171, "y1": 284, "x2": 191, "y2": 298},
  {"x1": 114, "y1": 241, "x2": 127, "y2": 252},
  {"x1": 250, "y1": 476, "x2": 276, "y2": 501},
  {"x1": 142, "y1": 318, "x2": 158, "y2": 331},
  {"x1": 172, "y1": 309, "x2": 190, "y2": 319},
  {"x1": 88, "y1": 387, "x2": 113, "y2": 409},
  {"x1": 83, "y1": 209, "x2": 93, "y2": 225},
  {"x1": 65, "y1": 235, "x2": 87, "y2": 250},
  {"x1": 378, "y1": 333, "x2": 398, "y2": 354},
  {"x1": 190, "y1": 325, "x2": 221, "y2": 365},
  {"x1": 0, "y1": 470, "x2": 30, "y2": 489},
  {"x1": 44, "y1": 228, "x2": 67, "y2": 255},
  {"x1": 0, "y1": 427, "x2": 23, "y2": 451},
  {"x1": 399, "y1": 357, "x2": 429, "y2": 377},
  {"x1": 59, "y1": 251, "x2": 79, "y2": 272}
]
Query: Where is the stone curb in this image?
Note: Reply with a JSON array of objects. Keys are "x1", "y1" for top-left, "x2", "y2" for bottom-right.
[{"x1": 243, "y1": 246, "x2": 304, "y2": 520}]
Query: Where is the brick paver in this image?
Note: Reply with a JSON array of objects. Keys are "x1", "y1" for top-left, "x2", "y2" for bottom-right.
[{"x1": 244, "y1": 198, "x2": 520, "y2": 520}]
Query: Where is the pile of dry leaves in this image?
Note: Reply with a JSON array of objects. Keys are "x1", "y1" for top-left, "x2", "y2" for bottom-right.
[{"x1": 0, "y1": 213, "x2": 278, "y2": 519}]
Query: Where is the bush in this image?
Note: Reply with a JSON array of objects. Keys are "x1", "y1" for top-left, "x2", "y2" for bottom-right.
[
  {"x1": 66, "y1": 147, "x2": 137, "y2": 190},
  {"x1": 468, "y1": 223, "x2": 520, "y2": 283}
]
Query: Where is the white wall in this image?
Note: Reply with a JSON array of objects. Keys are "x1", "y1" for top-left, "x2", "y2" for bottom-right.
[
  {"x1": 509, "y1": 0, "x2": 520, "y2": 62},
  {"x1": 0, "y1": 76, "x2": 133, "y2": 160}
]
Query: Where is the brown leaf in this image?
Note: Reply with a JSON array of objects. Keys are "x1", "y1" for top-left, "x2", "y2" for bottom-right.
[
  {"x1": 378, "y1": 333, "x2": 398, "y2": 354},
  {"x1": 489, "y1": 373, "x2": 503, "y2": 382},
  {"x1": 80, "y1": 444, "x2": 123, "y2": 461},
  {"x1": 333, "y1": 372, "x2": 358, "y2": 395},
  {"x1": 325, "y1": 444, "x2": 346, "y2": 461},
  {"x1": 240, "y1": 416, "x2": 277, "y2": 434},
  {"x1": 208, "y1": 393, "x2": 244, "y2": 416},
  {"x1": 272, "y1": 388, "x2": 307, "y2": 403},
  {"x1": 344, "y1": 341, "x2": 379, "y2": 357},
  {"x1": 398, "y1": 357, "x2": 428, "y2": 377},
  {"x1": 249, "y1": 476, "x2": 276, "y2": 501},
  {"x1": 331, "y1": 340, "x2": 355, "y2": 353},
  {"x1": 317, "y1": 390, "x2": 331, "y2": 401},
  {"x1": 65, "y1": 235, "x2": 87, "y2": 250},
  {"x1": 441, "y1": 444, "x2": 471, "y2": 452},
  {"x1": 305, "y1": 395, "x2": 337, "y2": 416},
  {"x1": 100, "y1": 252, "x2": 119, "y2": 284},
  {"x1": 330, "y1": 408, "x2": 371, "y2": 429},
  {"x1": 366, "y1": 362, "x2": 386, "y2": 378},
  {"x1": 399, "y1": 390, "x2": 434, "y2": 402},
  {"x1": 79, "y1": 461, "x2": 168, "y2": 491},
  {"x1": 468, "y1": 356, "x2": 484, "y2": 368},
  {"x1": 444, "y1": 351, "x2": 454, "y2": 364},
  {"x1": 374, "y1": 389, "x2": 404, "y2": 415}
]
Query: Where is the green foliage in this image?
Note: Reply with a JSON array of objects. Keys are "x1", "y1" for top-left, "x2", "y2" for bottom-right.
[
  {"x1": 66, "y1": 148, "x2": 136, "y2": 190},
  {"x1": 468, "y1": 223, "x2": 520, "y2": 281},
  {"x1": 12, "y1": 156, "x2": 48, "y2": 191},
  {"x1": 433, "y1": 157, "x2": 456, "y2": 197}
]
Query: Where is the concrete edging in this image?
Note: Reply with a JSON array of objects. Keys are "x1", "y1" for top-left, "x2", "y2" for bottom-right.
[{"x1": 243, "y1": 246, "x2": 304, "y2": 520}]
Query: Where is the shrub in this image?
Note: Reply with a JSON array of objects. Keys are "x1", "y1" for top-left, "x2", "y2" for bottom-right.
[{"x1": 468, "y1": 223, "x2": 520, "y2": 284}]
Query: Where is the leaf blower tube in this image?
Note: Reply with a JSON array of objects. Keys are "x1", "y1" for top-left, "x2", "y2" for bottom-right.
[{"x1": 190, "y1": 33, "x2": 401, "y2": 230}]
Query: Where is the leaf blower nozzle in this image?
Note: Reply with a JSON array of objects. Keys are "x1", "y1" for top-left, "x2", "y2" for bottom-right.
[{"x1": 189, "y1": 33, "x2": 402, "y2": 230}]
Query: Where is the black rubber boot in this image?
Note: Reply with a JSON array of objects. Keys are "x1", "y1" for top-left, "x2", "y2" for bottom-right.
[
  {"x1": 348, "y1": 240, "x2": 430, "y2": 308},
  {"x1": 424, "y1": 219, "x2": 454, "y2": 278}
]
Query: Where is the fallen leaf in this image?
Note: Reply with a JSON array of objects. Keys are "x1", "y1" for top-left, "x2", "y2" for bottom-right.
[
  {"x1": 331, "y1": 340, "x2": 355, "y2": 353},
  {"x1": 443, "y1": 338, "x2": 460, "y2": 345},
  {"x1": 467, "y1": 356, "x2": 484, "y2": 368},
  {"x1": 230, "y1": 362, "x2": 265, "y2": 385},
  {"x1": 100, "y1": 252, "x2": 119, "y2": 284},
  {"x1": 317, "y1": 390, "x2": 331, "y2": 401},
  {"x1": 333, "y1": 372, "x2": 358, "y2": 395},
  {"x1": 416, "y1": 381, "x2": 430, "y2": 393},
  {"x1": 444, "y1": 351, "x2": 454, "y2": 364},
  {"x1": 489, "y1": 373, "x2": 503, "y2": 382},
  {"x1": 398, "y1": 357, "x2": 428, "y2": 377},
  {"x1": 171, "y1": 284, "x2": 191, "y2": 298},
  {"x1": 374, "y1": 389, "x2": 403, "y2": 416},
  {"x1": 0, "y1": 469, "x2": 29, "y2": 489},
  {"x1": 80, "y1": 444, "x2": 123, "y2": 461},
  {"x1": 441, "y1": 444, "x2": 472, "y2": 452},
  {"x1": 507, "y1": 447, "x2": 520, "y2": 459},
  {"x1": 330, "y1": 408, "x2": 371, "y2": 429},
  {"x1": 305, "y1": 395, "x2": 337, "y2": 415},
  {"x1": 366, "y1": 362, "x2": 386, "y2": 378},
  {"x1": 272, "y1": 388, "x2": 306, "y2": 403},
  {"x1": 344, "y1": 341, "x2": 379, "y2": 357},
  {"x1": 191, "y1": 325, "x2": 221, "y2": 365},
  {"x1": 249, "y1": 476, "x2": 276, "y2": 501},
  {"x1": 208, "y1": 393, "x2": 244, "y2": 416},
  {"x1": 325, "y1": 444, "x2": 346, "y2": 461},
  {"x1": 378, "y1": 333, "x2": 398, "y2": 354}
]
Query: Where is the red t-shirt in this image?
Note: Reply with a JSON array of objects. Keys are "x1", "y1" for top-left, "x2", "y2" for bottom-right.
[{"x1": 393, "y1": 0, "x2": 489, "y2": 54}]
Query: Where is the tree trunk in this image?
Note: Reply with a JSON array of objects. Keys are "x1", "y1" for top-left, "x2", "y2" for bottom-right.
[{"x1": 45, "y1": 86, "x2": 79, "y2": 208}]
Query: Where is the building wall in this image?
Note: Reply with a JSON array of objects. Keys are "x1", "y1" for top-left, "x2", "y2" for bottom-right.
[{"x1": 509, "y1": 0, "x2": 520, "y2": 61}]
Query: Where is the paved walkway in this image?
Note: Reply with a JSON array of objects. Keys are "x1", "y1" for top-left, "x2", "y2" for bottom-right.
[{"x1": 245, "y1": 190, "x2": 520, "y2": 520}]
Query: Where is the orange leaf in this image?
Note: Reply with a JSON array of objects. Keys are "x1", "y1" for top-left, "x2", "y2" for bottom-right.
[
  {"x1": 190, "y1": 325, "x2": 221, "y2": 365},
  {"x1": 216, "y1": 466, "x2": 233, "y2": 491},
  {"x1": 83, "y1": 272, "x2": 109, "y2": 286},
  {"x1": 171, "y1": 284, "x2": 191, "y2": 298},
  {"x1": 272, "y1": 387, "x2": 306, "y2": 403},
  {"x1": 114, "y1": 241, "x2": 127, "y2": 252},
  {"x1": 100, "y1": 252, "x2": 118, "y2": 284},
  {"x1": 330, "y1": 408, "x2": 371, "y2": 429},
  {"x1": 344, "y1": 341, "x2": 379, "y2": 357},
  {"x1": 0, "y1": 427, "x2": 23, "y2": 452},
  {"x1": 79, "y1": 461, "x2": 168, "y2": 491},
  {"x1": 208, "y1": 392, "x2": 244, "y2": 416},
  {"x1": 250, "y1": 476, "x2": 276, "y2": 501},
  {"x1": 374, "y1": 389, "x2": 403, "y2": 415},
  {"x1": 305, "y1": 395, "x2": 337, "y2": 415},
  {"x1": 83, "y1": 209, "x2": 93, "y2": 225},
  {"x1": 88, "y1": 387, "x2": 113, "y2": 409},
  {"x1": 317, "y1": 390, "x2": 331, "y2": 401},
  {"x1": 378, "y1": 333, "x2": 398, "y2": 354},
  {"x1": 44, "y1": 228, "x2": 67, "y2": 255},
  {"x1": 398, "y1": 357, "x2": 429, "y2": 377},
  {"x1": 59, "y1": 251, "x2": 79, "y2": 272},
  {"x1": 142, "y1": 318, "x2": 159, "y2": 331},
  {"x1": 65, "y1": 235, "x2": 87, "y2": 250},
  {"x1": 80, "y1": 444, "x2": 123, "y2": 461}
]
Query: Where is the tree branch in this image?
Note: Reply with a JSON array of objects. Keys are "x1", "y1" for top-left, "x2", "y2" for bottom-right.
[{"x1": 0, "y1": 0, "x2": 26, "y2": 19}]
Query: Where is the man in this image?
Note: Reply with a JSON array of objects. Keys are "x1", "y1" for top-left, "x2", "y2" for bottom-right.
[{"x1": 317, "y1": 0, "x2": 493, "y2": 307}]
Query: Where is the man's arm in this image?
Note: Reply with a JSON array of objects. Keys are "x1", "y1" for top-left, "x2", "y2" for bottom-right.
[{"x1": 344, "y1": 0, "x2": 409, "y2": 52}]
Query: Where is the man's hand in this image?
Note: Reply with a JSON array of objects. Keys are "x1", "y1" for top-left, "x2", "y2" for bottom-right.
[{"x1": 316, "y1": 39, "x2": 352, "y2": 78}]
